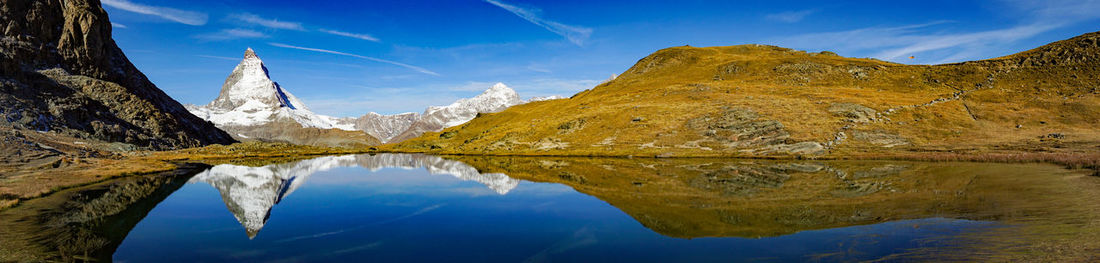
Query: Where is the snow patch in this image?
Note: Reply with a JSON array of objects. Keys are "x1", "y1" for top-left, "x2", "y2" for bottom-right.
[{"x1": 187, "y1": 48, "x2": 355, "y2": 131}]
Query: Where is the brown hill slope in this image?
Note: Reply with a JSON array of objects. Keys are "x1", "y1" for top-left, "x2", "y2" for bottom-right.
[
  {"x1": 0, "y1": 0, "x2": 236, "y2": 205},
  {"x1": 1, "y1": 0, "x2": 235, "y2": 149},
  {"x1": 391, "y1": 32, "x2": 1100, "y2": 157}
]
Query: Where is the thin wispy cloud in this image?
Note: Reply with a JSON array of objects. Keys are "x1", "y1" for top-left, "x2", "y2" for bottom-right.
[
  {"x1": 197, "y1": 55, "x2": 243, "y2": 61},
  {"x1": 449, "y1": 81, "x2": 504, "y2": 92},
  {"x1": 111, "y1": 22, "x2": 127, "y2": 29},
  {"x1": 484, "y1": 0, "x2": 593, "y2": 46},
  {"x1": 777, "y1": 22, "x2": 1058, "y2": 63},
  {"x1": 269, "y1": 43, "x2": 440, "y2": 76},
  {"x1": 765, "y1": 9, "x2": 816, "y2": 23},
  {"x1": 449, "y1": 79, "x2": 596, "y2": 97},
  {"x1": 877, "y1": 24, "x2": 1057, "y2": 62},
  {"x1": 194, "y1": 29, "x2": 268, "y2": 41},
  {"x1": 319, "y1": 29, "x2": 381, "y2": 42},
  {"x1": 776, "y1": 0, "x2": 1100, "y2": 64},
  {"x1": 101, "y1": 0, "x2": 207, "y2": 26},
  {"x1": 526, "y1": 63, "x2": 552, "y2": 73},
  {"x1": 1004, "y1": 0, "x2": 1100, "y2": 20},
  {"x1": 301, "y1": 77, "x2": 598, "y2": 116},
  {"x1": 229, "y1": 13, "x2": 306, "y2": 31},
  {"x1": 305, "y1": 94, "x2": 459, "y2": 117}
]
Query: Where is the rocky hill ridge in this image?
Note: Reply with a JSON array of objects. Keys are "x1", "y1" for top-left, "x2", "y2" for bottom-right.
[
  {"x1": 390, "y1": 31, "x2": 1100, "y2": 157},
  {"x1": 1, "y1": 0, "x2": 234, "y2": 149}
]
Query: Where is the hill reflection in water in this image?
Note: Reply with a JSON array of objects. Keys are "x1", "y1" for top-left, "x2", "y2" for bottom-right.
[{"x1": 7, "y1": 154, "x2": 1094, "y2": 262}]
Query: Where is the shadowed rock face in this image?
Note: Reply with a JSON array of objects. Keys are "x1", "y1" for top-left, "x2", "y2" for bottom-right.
[
  {"x1": 0, "y1": 0, "x2": 235, "y2": 149},
  {"x1": 354, "y1": 112, "x2": 422, "y2": 143}
]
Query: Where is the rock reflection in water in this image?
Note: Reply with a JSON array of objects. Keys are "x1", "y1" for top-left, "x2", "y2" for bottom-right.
[
  {"x1": 450, "y1": 156, "x2": 1098, "y2": 243},
  {"x1": 189, "y1": 154, "x2": 519, "y2": 238}
]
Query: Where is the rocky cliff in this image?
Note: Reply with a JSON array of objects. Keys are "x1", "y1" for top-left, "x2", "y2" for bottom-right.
[
  {"x1": 0, "y1": 0, "x2": 234, "y2": 149},
  {"x1": 354, "y1": 112, "x2": 421, "y2": 143}
]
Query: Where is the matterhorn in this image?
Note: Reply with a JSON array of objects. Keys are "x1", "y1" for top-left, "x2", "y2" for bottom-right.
[
  {"x1": 188, "y1": 48, "x2": 560, "y2": 146},
  {"x1": 186, "y1": 48, "x2": 379, "y2": 147}
]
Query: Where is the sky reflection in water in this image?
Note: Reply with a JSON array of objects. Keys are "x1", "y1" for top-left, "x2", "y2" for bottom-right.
[{"x1": 113, "y1": 154, "x2": 1000, "y2": 262}]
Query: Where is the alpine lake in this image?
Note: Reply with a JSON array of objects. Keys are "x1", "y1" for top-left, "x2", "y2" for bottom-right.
[{"x1": 2, "y1": 154, "x2": 1099, "y2": 262}]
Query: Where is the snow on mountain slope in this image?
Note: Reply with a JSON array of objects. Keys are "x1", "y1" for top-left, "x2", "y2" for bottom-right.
[
  {"x1": 389, "y1": 83, "x2": 527, "y2": 142},
  {"x1": 424, "y1": 82, "x2": 524, "y2": 127},
  {"x1": 355, "y1": 112, "x2": 422, "y2": 143},
  {"x1": 189, "y1": 154, "x2": 519, "y2": 237},
  {"x1": 188, "y1": 155, "x2": 358, "y2": 238},
  {"x1": 354, "y1": 154, "x2": 520, "y2": 194},
  {"x1": 527, "y1": 95, "x2": 565, "y2": 102},
  {"x1": 186, "y1": 48, "x2": 354, "y2": 131},
  {"x1": 186, "y1": 49, "x2": 556, "y2": 145}
]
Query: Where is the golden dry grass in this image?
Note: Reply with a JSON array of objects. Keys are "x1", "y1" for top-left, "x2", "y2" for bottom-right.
[
  {"x1": 387, "y1": 33, "x2": 1100, "y2": 159},
  {"x1": 0, "y1": 141, "x2": 373, "y2": 210}
]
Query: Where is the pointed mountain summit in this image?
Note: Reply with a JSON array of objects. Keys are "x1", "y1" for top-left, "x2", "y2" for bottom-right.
[
  {"x1": 189, "y1": 48, "x2": 329, "y2": 127},
  {"x1": 187, "y1": 49, "x2": 379, "y2": 147},
  {"x1": 189, "y1": 50, "x2": 554, "y2": 145},
  {"x1": 423, "y1": 82, "x2": 523, "y2": 128},
  {"x1": 208, "y1": 47, "x2": 305, "y2": 111}
]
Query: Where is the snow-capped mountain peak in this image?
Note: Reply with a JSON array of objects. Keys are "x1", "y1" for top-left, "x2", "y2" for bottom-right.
[
  {"x1": 423, "y1": 82, "x2": 522, "y2": 126},
  {"x1": 187, "y1": 48, "x2": 354, "y2": 131},
  {"x1": 387, "y1": 83, "x2": 530, "y2": 142},
  {"x1": 244, "y1": 47, "x2": 258, "y2": 59},
  {"x1": 187, "y1": 49, "x2": 551, "y2": 145},
  {"x1": 208, "y1": 48, "x2": 304, "y2": 111},
  {"x1": 527, "y1": 95, "x2": 565, "y2": 102}
]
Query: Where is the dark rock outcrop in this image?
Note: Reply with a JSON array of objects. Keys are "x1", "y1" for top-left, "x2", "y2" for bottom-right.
[{"x1": 0, "y1": 0, "x2": 234, "y2": 149}]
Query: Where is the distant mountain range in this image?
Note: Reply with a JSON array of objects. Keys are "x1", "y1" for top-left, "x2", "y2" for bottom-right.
[{"x1": 186, "y1": 48, "x2": 561, "y2": 146}]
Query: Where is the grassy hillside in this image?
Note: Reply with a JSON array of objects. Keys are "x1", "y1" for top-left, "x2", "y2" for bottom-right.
[{"x1": 390, "y1": 31, "x2": 1100, "y2": 158}]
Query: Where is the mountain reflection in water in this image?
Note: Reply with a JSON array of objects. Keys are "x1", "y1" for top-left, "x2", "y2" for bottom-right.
[
  {"x1": 184, "y1": 154, "x2": 1098, "y2": 242},
  {"x1": 2, "y1": 154, "x2": 1098, "y2": 262},
  {"x1": 188, "y1": 154, "x2": 519, "y2": 238}
]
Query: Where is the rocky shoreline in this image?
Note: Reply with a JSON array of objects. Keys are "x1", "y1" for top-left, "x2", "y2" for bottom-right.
[{"x1": 0, "y1": 163, "x2": 209, "y2": 262}]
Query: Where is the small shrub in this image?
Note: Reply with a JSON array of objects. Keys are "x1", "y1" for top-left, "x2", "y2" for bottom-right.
[{"x1": 440, "y1": 131, "x2": 458, "y2": 139}]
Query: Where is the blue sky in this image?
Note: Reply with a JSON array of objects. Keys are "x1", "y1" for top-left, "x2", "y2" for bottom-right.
[{"x1": 102, "y1": 0, "x2": 1100, "y2": 117}]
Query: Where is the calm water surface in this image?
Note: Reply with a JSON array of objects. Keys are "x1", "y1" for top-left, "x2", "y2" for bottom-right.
[{"x1": 91, "y1": 154, "x2": 1097, "y2": 262}]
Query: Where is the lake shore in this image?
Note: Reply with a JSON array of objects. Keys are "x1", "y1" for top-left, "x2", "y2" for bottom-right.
[
  {"x1": 2, "y1": 152, "x2": 1099, "y2": 262},
  {"x1": 2, "y1": 141, "x2": 1097, "y2": 211}
]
